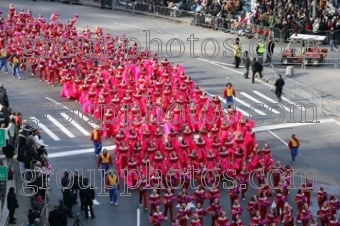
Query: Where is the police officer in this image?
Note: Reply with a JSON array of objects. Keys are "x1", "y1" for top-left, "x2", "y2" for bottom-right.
[
  {"x1": 0, "y1": 48, "x2": 9, "y2": 74},
  {"x1": 61, "y1": 172, "x2": 74, "y2": 218},
  {"x1": 233, "y1": 41, "x2": 242, "y2": 68},
  {"x1": 80, "y1": 178, "x2": 95, "y2": 219},
  {"x1": 256, "y1": 40, "x2": 265, "y2": 64}
]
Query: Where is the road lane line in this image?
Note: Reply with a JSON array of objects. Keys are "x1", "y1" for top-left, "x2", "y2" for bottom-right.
[
  {"x1": 60, "y1": 113, "x2": 91, "y2": 136},
  {"x1": 240, "y1": 92, "x2": 280, "y2": 114},
  {"x1": 47, "y1": 145, "x2": 116, "y2": 158},
  {"x1": 252, "y1": 91, "x2": 291, "y2": 112},
  {"x1": 137, "y1": 208, "x2": 140, "y2": 226},
  {"x1": 253, "y1": 118, "x2": 334, "y2": 132},
  {"x1": 46, "y1": 114, "x2": 75, "y2": 138},
  {"x1": 31, "y1": 117, "x2": 61, "y2": 141}
]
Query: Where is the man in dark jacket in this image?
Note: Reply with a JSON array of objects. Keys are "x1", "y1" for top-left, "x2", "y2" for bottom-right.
[
  {"x1": 17, "y1": 144, "x2": 30, "y2": 175},
  {"x1": 2, "y1": 142, "x2": 15, "y2": 170},
  {"x1": 57, "y1": 200, "x2": 69, "y2": 226},
  {"x1": 250, "y1": 58, "x2": 263, "y2": 83},
  {"x1": 72, "y1": 171, "x2": 82, "y2": 205},
  {"x1": 265, "y1": 36, "x2": 275, "y2": 63},
  {"x1": 61, "y1": 172, "x2": 74, "y2": 218},
  {"x1": 28, "y1": 206, "x2": 41, "y2": 225},
  {"x1": 80, "y1": 178, "x2": 95, "y2": 219},
  {"x1": 274, "y1": 74, "x2": 285, "y2": 101},
  {"x1": 0, "y1": 84, "x2": 9, "y2": 108},
  {"x1": 49, "y1": 205, "x2": 63, "y2": 226},
  {"x1": 7, "y1": 187, "x2": 19, "y2": 224}
]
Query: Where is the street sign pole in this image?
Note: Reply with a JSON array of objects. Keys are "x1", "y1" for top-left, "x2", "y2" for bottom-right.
[{"x1": 0, "y1": 128, "x2": 6, "y2": 147}]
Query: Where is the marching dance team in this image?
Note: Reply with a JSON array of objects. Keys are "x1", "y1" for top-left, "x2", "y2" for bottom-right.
[{"x1": 1, "y1": 4, "x2": 339, "y2": 226}]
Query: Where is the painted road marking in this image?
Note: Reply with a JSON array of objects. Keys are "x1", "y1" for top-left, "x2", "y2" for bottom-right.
[
  {"x1": 252, "y1": 91, "x2": 291, "y2": 112},
  {"x1": 253, "y1": 118, "x2": 335, "y2": 132},
  {"x1": 240, "y1": 92, "x2": 280, "y2": 114},
  {"x1": 60, "y1": 113, "x2": 91, "y2": 136},
  {"x1": 46, "y1": 114, "x2": 75, "y2": 138},
  {"x1": 31, "y1": 117, "x2": 61, "y2": 141},
  {"x1": 234, "y1": 98, "x2": 267, "y2": 116}
]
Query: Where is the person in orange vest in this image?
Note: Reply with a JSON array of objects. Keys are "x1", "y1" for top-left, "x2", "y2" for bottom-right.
[
  {"x1": 90, "y1": 126, "x2": 102, "y2": 156},
  {"x1": 288, "y1": 133, "x2": 300, "y2": 165},
  {"x1": 223, "y1": 83, "x2": 236, "y2": 109},
  {"x1": 97, "y1": 149, "x2": 113, "y2": 179},
  {"x1": 105, "y1": 171, "x2": 119, "y2": 205}
]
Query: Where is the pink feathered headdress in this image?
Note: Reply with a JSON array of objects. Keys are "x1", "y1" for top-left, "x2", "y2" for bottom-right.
[
  {"x1": 75, "y1": 13, "x2": 79, "y2": 18},
  {"x1": 0, "y1": 10, "x2": 3, "y2": 15}
]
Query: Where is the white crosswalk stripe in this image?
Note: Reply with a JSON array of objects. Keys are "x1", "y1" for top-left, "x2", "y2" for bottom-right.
[
  {"x1": 240, "y1": 92, "x2": 281, "y2": 114},
  {"x1": 30, "y1": 91, "x2": 300, "y2": 142},
  {"x1": 31, "y1": 117, "x2": 61, "y2": 141},
  {"x1": 46, "y1": 114, "x2": 75, "y2": 138},
  {"x1": 252, "y1": 91, "x2": 291, "y2": 112}
]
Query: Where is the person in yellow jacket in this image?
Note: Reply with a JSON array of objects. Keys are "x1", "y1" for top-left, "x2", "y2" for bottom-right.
[
  {"x1": 233, "y1": 41, "x2": 242, "y2": 68},
  {"x1": 223, "y1": 83, "x2": 236, "y2": 108},
  {"x1": 256, "y1": 40, "x2": 265, "y2": 64},
  {"x1": 105, "y1": 171, "x2": 119, "y2": 205},
  {"x1": 0, "y1": 48, "x2": 9, "y2": 74},
  {"x1": 97, "y1": 148, "x2": 113, "y2": 179},
  {"x1": 10, "y1": 54, "x2": 21, "y2": 79}
]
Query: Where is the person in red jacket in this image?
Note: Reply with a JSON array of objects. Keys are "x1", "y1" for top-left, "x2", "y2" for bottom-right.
[
  {"x1": 98, "y1": 149, "x2": 112, "y2": 179},
  {"x1": 288, "y1": 133, "x2": 300, "y2": 165},
  {"x1": 90, "y1": 127, "x2": 102, "y2": 156}
]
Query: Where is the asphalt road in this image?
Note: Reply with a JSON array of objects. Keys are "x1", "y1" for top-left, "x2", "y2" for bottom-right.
[{"x1": 1, "y1": 1, "x2": 340, "y2": 226}]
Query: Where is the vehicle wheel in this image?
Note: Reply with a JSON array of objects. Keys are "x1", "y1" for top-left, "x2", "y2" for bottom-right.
[
  {"x1": 302, "y1": 59, "x2": 309, "y2": 65},
  {"x1": 282, "y1": 57, "x2": 288, "y2": 64},
  {"x1": 312, "y1": 59, "x2": 319, "y2": 66}
]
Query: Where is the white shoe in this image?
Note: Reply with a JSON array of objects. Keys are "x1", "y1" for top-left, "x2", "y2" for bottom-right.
[
  {"x1": 110, "y1": 201, "x2": 113, "y2": 204},
  {"x1": 243, "y1": 198, "x2": 245, "y2": 201},
  {"x1": 114, "y1": 203, "x2": 118, "y2": 206},
  {"x1": 165, "y1": 217, "x2": 167, "y2": 220},
  {"x1": 139, "y1": 204, "x2": 142, "y2": 207},
  {"x1": 96, "y1": 154, "x2": 98, "y2": 157}
]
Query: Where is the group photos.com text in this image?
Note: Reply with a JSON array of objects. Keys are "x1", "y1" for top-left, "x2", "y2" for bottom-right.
[
  {"x1": 19, "y1": 31, "x2": 313, "y2": 61},
  {"x1": 20, "y1": 167, "x2": 317, "y2": 196},
  {"x1": 20, "y1": 101, "x2": 320, "y2": 127}
]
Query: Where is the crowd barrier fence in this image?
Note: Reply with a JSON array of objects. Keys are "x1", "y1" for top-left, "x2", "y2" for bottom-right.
[{"x1": 50, "y1": 0, "x2": 339, "y2": 46}]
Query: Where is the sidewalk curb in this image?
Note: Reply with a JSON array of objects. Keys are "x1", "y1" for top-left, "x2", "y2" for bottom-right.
[{"x1": 0, "y1": 160, "x2": 16, "y2": 226}]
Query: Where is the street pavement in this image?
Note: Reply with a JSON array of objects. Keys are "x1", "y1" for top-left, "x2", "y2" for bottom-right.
[{"x1": 1, "y1": 0, "x2": 340, "y2": 226}]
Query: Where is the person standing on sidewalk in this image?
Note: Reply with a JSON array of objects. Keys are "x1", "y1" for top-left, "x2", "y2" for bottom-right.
[
  {"x1": 98, "y1": 149, "x2": 113, "y2": 179},
  {"x1": 274, "y1": 74, "x2": 285, "y2": 102},
  {"x1": 330, "y1": 27, "x2": 339, "y2": 51},
  {"x1": 288, "y1": 134, "x2": 300, "y2": 165},
  {"x1": 223, "y1": 83, "x2": 236, "y2": 109},
  {"x1": 242, "y1": 51, "x2": 251, "y2": 79},
  {"x1": 7, "y1": 187, "x2": 19, "y2": 224},
  {"x1": 90, "y1": 126, "x2": 102, "y2": 157}
]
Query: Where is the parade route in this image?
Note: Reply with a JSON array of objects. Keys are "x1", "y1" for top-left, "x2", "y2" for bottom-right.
[{"x1": 1, "y1": 0, "x2": 340, "y2": 225}]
